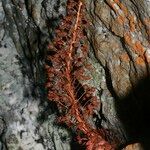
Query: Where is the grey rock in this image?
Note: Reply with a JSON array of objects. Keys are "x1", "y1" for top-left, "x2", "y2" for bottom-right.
[{"x1": 0, "y1": 0, "x2": 70, "y2": 149}]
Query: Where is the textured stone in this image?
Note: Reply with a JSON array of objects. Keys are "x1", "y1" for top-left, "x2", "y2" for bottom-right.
[
  {"x1": 84, "y1": 0, "x2": 150, "y2": 148},
  {"x1": 0, "y1": 0, "x2": 70, "y2": 150},
  {"x1": 0, "y1": 0, "x2": 150, "y2": 149}
]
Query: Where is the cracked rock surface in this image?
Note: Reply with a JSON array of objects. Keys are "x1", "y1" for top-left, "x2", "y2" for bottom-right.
[
  {"x1": 0, "y1": 0, "x2": 150, "y2": 149},
  {"x1": 0, "y1": 0, "x2": 71, "y2": 150},
  {"x1": 84, "y1": 0, "x2": 150, "y2": 148}
]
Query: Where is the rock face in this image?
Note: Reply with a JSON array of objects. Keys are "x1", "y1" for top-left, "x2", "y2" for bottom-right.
[
  {"x1": 0, "y1": 0, "x2": 150, "y2": 149},
  {"x1": 0, "y1": 0, "x2": 71, "y2": 150},
  {"x1": 84, "y1": 0, "x2": 150, "y2": 148}
]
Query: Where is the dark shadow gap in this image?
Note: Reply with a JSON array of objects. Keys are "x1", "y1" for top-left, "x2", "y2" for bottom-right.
[{"x1": 115, "y1": 76, "x2": 150, "y2": 149}]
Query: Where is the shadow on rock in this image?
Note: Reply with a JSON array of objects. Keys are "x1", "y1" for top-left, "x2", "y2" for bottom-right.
[{"x1": 115, "y1": 77, "x2": 150, "y2": 149}]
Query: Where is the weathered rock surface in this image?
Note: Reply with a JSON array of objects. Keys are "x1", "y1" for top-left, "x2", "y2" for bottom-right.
[
  {"x1": 84, "y1": 0, "x2": 150, "y2": 148},
  {"x1": 0, "y1": 0, "x2": 71, "y2": 150},
  {"x1": 0, "y1": 0, "x2": 150, "y2": 149}
]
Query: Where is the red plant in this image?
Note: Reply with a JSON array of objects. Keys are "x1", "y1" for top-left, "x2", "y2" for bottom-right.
[{"x1": 45, "y1": 0, "x2": 115, "y2": 149}]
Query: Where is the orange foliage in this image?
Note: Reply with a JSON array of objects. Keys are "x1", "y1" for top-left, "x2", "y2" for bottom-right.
[{"x1": 45, "y1": 0, "x2": 116, "y2": 149}]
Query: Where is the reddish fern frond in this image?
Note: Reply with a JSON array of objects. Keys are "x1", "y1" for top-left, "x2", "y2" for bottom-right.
[{"x1": 45, "y1": 0, "x2": 116, "y2": 149}]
